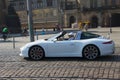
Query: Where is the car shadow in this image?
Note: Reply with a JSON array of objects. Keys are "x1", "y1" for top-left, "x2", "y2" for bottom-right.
[{"x1": 24, "y1": 55, "x2": 120, "y2": 62}]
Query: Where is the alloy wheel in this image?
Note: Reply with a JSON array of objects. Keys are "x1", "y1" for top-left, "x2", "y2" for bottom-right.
[
  {"x1": 29, "y1": 46, "x2": 44, "y2": 60},
  {"x1": 83, "y1": 45, "x2": 99, "y2": 60}
]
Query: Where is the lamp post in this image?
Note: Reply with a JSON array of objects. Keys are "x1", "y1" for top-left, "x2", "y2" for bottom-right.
[
  {"x1": 59, "y1": 0, "x2": 64, "y2": 31},
  {"x1": 60, "y1": 9, "x2": 64, "y2": 31},
  {"x1": 27, "y1": 0, "x2": 34, "y2": 42},
  {"x1": 109, "y1": 13, "x2": 112, "y2": 33},
  {"x1": 76, "y1": 0, "x2": 81, "y2": 26}
]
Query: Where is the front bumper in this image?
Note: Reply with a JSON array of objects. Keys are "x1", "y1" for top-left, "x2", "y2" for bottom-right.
[{"x1": 20, "y1": 47, "x2": 29, "y2": 57}]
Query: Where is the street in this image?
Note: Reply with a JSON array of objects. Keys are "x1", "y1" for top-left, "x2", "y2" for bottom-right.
[{"x1": 0, "y1": 27, "x2": 120, "y2": 80}]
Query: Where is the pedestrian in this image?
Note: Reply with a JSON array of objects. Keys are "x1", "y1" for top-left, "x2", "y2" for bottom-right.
[
  {"x1": 84, "y1": 23, "x2": 88, "y2": 31},
  {"x1": 2, "y1": 24, "x2": 9, "y2": 35},
  {"x1": 78, "y1": 21, "x2": 83, "y2": 30},
  {"x1": 2, "y1": 24, "x2": 9, "y2": 41},
  {"x1": 22, "y1": 27, "x2": 28, "y2": 36},
  {"x1": 56, "y1": 23, "x2": 60, "y2": 31}
]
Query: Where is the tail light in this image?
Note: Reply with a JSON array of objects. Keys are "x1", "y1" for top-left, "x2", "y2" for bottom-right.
[{"x1": 103, "y1": 40, "x2": 113, "y2": 44}]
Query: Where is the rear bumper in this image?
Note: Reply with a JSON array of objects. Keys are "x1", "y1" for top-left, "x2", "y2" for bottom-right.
[{"x1": 100, "y1": 43, "x2": 115, "y2": 56}]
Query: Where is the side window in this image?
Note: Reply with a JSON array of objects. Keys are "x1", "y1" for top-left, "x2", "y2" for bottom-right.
[
  {"x1": 81, "y1": 32, "x2": 100, "y2": 39},
  {"x1": 81, "y1": 33, "x2": 87, "y2": 39}
]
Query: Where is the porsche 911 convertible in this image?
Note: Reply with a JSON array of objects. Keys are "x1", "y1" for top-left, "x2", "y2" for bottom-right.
[{"x1": 20, "y1": 31, "x2": 115, "y2": 60}]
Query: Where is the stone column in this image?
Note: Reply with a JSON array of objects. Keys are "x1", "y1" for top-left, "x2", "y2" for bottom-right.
[{"x1": 98, "y1": 12, "x2": 102, "y2": 27}]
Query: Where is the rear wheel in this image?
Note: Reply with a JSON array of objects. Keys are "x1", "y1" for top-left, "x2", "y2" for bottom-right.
[
  {"x1": 83, "y1": 45, "x2": 99, "y2": 60},
  {"x1": 29, "y1": 46, "x2": 44, "y2": 60}
]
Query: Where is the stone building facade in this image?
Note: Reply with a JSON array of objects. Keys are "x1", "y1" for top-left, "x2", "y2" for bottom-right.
[
  {"x1": 62, "y1": 0, "x2": 78, "y2": 28},
  {"x1": 9, "y1": 0, "x2": 80, "y2": 28},
  {"x1": 9, "y1": 0, "x2": 63, "y2": 29},
  {"x1": 9, "y1": 0, "x2": 120, "y2": 29},
  {"x1": 80, "y1": 0, "x2": 120, "y2": 27}
]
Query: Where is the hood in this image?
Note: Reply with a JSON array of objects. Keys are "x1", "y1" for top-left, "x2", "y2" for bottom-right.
[{"x1": 23, "y1": 39, "x2": 45, "y2": 48}]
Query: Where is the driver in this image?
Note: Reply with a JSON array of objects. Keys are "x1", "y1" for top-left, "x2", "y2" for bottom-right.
[{"x1": 68, "y1": 32, "x2": 74, "y2": 40}]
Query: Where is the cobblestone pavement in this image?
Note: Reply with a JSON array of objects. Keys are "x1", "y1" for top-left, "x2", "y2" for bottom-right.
[
  {"x1": 0, "y1": 27, "x2": 120, "y2": 80},
  {"x1": 0, "y1": 52, "x2": 120, "y2": 80}
]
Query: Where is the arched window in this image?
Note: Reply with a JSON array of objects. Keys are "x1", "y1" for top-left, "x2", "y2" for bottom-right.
[
  {"x1": 91, "y1": 16, "x2": 98, "y2": 28},
  {"x1": 69, "y1": 16, "x2": 76, "y2": 28}
]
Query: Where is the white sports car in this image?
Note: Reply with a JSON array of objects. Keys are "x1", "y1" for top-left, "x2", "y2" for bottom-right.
[{"x1": 20, "y1": 31, "x2": 115, "y2": 60}]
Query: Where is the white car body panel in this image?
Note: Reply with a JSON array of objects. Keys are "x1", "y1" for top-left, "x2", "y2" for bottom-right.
[
  {"x1": 45, "y1": 40, "x2": 82, "y2": 57},
  {"x1": 20, "y1": 31, "x2": 115, "y2": 59}
]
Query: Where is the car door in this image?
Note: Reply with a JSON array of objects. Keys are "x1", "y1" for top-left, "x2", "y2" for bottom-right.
[{"x1": 45, "y1": 40, "x2": 79, "y2": 57}]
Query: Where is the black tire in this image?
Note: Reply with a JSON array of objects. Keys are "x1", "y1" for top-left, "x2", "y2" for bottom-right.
[
  {"x1": 83, "y1": 45, "x2": 100, "y2": 60},
  {"x1": 29, "y1": 46, "x2": 44, "y2": 60}
]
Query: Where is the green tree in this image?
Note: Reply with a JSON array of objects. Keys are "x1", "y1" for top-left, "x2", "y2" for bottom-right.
[{"x1": 6, "y1": 4, "x2": 21, "y2": 33}]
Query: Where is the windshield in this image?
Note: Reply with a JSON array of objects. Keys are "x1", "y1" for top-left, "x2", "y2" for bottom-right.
[
  {"x1": 47, "y1": 32, "x2": 63, "y2": 41},
  {"x1": 46, "y1": 31, "x2": 68, "y2": 41}
]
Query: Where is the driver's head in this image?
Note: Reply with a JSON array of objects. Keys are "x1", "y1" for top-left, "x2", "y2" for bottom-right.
[{"x1": 68, "y1": 32, "x2": 74, "y2": 38}]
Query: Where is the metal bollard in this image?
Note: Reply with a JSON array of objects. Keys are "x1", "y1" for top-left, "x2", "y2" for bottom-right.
[
  {"x1": 13, "y1": 36, "x2": 15, "y2": 49},
  {"x1": 36, "y1": 34, "x2": 38, "y2": 40}
]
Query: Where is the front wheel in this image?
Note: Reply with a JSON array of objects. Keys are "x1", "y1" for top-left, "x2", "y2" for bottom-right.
[
  {"x1": 83, "y1": 45, "x2": 100, "y2": 60},
  {"x1": 29, "y1": 46, "x2": 44, "y2": 60}
]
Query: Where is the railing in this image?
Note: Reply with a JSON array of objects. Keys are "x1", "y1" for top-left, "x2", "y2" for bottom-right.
[
  {"x1": 82, "y1": 5, "x2": 120, "y2": 12},
  {"x1": 64, "y1": 5, "x2": 77, "y2": 10},
  {"x1": 20, "y1": 17, "x2": 58, "y2": 23}
]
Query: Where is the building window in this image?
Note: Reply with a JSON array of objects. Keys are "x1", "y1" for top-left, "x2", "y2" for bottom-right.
[
  {"x1": 102, "y1": 0, "x2": 108, "y2": 7},
  {"x1": 19, "y1": 2, "x2": 24, "y2": 5},
  {"x1": 116, "y1": 0, "x2": 120, "y2": 5},
  {"x1": 11, "y1": 2, "x2": 16, "y2": 6},
  {"x1": 90, "y1": 0, "x2": 98, "y2": 8},
  {"x1": 37, "y1": 0, "x2": 42, "y2": 3},
  {"x1": 46, "y1": 0, "x2": 53, "y2": 7},
  {"x1": 19, "y1": 1, "x2": 25, "y2": 10},
  {"x1": 111, "y1": 0, "x2": 116, "y2": 6},
  {"x1": 93, "y1": 0, "x2": 97, "y2": 8},
  {"x1": 37, "y1": 0, "x2": 43, "y2": 8},
  {"x1": 65, "y1": 0, "x2": 76, "y2": 10},
  {"x1": 90, "y1": 0, "x2": 93, "y2": 8}
]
